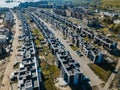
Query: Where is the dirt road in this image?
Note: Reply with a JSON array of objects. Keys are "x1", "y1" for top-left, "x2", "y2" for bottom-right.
[{"x1": 0, "y1": 10, "x2": 20, "y2": 90}]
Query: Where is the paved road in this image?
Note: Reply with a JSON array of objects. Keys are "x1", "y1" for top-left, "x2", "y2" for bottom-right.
[{"x1": 33, "y1": 13, "x2": 104, "y2": 87}]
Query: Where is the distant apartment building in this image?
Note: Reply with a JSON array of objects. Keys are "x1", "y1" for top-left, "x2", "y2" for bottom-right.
[
  {"x1": 53, "y1": 7, "x2": 67, "y2": 17},
  {"x1": 68, "y1": 7, "x2": 87, "y2": 19}
]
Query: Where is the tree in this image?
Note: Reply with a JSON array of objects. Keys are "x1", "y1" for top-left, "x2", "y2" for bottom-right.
[{"x1": 111, "y1": 24, "x2": 120, "y2": 34}]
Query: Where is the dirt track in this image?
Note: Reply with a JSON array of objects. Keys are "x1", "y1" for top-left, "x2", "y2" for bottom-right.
[{"x1": 0, "y1": 10, "x2": 20, "y2": 90}]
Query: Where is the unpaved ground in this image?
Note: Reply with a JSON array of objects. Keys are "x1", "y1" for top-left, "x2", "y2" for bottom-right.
[
  {"x1": 0, "y1": 11, "x2": 21, "y2": 90},
  {"x1": 117, "y1": 42, "x2": 120, "y2": 50}
]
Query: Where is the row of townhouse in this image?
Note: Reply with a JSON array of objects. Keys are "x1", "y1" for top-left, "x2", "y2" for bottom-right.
[
  {"x1": 79, "y1": 39, "x2": 104, "y2": 63},
  {"x1": 28, "y1": 12, "x2": 87, "y2": 86},
  {"x1": 70, "y1": 7, "x2": 87, "y2": 19},
  {"x1": 37, "y1": 10, "x2": 118, "y2": 63},
  {"x1": 39, "y1": 10, "x2": 118, "y2": 50},
  {"x1": 53, "y1": 7, "x2": 67, "y2": 17},
  {"x1": 17, "y1": 11, "x2": 42, "y2": 90},
  {"x1": 53, "y1": 6, "x2": 87, "y2": 19}
]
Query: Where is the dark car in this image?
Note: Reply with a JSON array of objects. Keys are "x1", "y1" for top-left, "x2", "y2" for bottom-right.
[
  {"x1": 83, "y1": 77, "x2": 90, "y2": 82},
  {"x1": 76, "y1": 50, "x2": 83, "y2": 57}
]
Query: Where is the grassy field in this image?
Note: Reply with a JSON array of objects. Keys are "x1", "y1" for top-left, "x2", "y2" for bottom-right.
[
  {"x1": 41, "y1": 61, "x2": 60, "y2": 90},
  {"x1": 88, "y1": 63, "x2": 111, "y2": 81},
  {"x1": 39, "y1": 46, "x2": 49, "y2": 56},
  {"x1": 32, "y1": 27, "x2": 60, "y2": 90},
  {"x1": 32, "y1": 29, "x2": 44, "y2": 45}
]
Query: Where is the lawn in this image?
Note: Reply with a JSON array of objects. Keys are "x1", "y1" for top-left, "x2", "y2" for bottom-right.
[
  {"x1": 68, "y1": 17, "x2": 80, "y2": 25},
  {"x1": 33, "y1": 29, "x2": 44, "y2": 45},
  {"x1": 46, "y1": 53, "x2": 54, "y2": 59},
  {"x1": 32, "y1": 29, "x2": 43, "y2": 39},
  {"x1": 35, "y1": 39, "x2": 40, "y2": 45},
  {"x1": 39, "y1": 46, "x2": 49, "y2": 56},
  {"x1": 40, "y1": 61, "x2": 60, "y2": 90},
  {"x1": 70, "y1": 45, "x2": 78, "y2": 51},
  {"x1": 88, "y1": 63, "x2": 111, "y2": 81},
  {"x1": 83, "y1": 37, "x2": 91, "y2": 42}
]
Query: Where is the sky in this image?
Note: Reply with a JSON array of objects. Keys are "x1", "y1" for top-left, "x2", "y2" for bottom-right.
[{"x1": 0, "y1": 0, "x2": 39, "y2": 8}]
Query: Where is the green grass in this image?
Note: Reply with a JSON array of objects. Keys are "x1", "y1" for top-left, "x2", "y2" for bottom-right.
[
  {"x1": 32, "y1": 29, "x2": 44, "y2": 45},
  {"x1": 35, "y1": 39, "x2": 40, "y2": 45},
  {"x1": 70, "y1": 45, "x2": 78, "y2": 51},
  {"x1": 68, "y1": 17, "x2": 80, "y2": 25},
  {"x1": 39, "y1": 46, "x2": 49, "y2": 56},
  {"x1": 88, "y1": 63, "x2": 111, "y2": 81},
  {"x1": 83, "y1": 37, "x2": 91, "y2": 42},
  {"x1": 40, "y1": 61, "x2": 60, "y2": 90},
  {"x1": 46, "y1": 53, "x2": 55, "y2": 60}
]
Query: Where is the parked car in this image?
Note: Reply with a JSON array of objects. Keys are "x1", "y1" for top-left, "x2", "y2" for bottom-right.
[
  {"x1": 83, "y1": 76, "x2": 90, "y2": 82},
  {"x1": 76, "y1": 50, "x2": 80, "y2": 55},
  {"x1": 76, "y1": 50, "x2": 83, "y2": 57},
  {"x1": 79, "y1": 53, "x2": 83, "y2": 57}
]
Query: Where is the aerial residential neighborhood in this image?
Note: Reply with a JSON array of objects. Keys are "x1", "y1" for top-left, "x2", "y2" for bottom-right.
[{"x1": 0, "y1": 0, "x2": 120, "y2": 90}]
